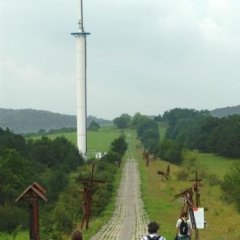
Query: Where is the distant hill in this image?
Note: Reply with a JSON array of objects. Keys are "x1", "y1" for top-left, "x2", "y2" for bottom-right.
[
  {"x1": 210, "y1": 105, "x2": 240, "y2": 118},
  {"x1": 0, "y1": 108, "x2": 112, "y2": 133}
]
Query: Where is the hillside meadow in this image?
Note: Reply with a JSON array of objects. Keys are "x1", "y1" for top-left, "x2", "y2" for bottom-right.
[
  {"x1": 133, "y1": 134, "x2": 240, "y2": 239},
  {"x1": 31, "y1": 126, "x2": 121, "y2": 152}
]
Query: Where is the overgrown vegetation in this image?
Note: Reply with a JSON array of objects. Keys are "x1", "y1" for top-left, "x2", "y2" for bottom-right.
[
  {"x1": 0, "y1": 127, "x2": 83, "y2": 233},
  {"x1": 0, "y1": 127, "x2": 127, "y2": 239},
  {"x1": 221, "y1": 162, "x2": 240, "y2": 211}
]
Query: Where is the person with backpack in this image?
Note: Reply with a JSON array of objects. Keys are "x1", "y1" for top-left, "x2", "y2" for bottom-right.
[
  {"x1": 142, "y1": 221, "x2": 166, "y2": 240},
  {"x1": 176, "y1": 212, "x2": 192, "y2": 240}
]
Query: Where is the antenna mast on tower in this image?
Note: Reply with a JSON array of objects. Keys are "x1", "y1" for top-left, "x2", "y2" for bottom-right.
[{"x1": 78, "y1": 0, "x2": 84, "y2": 32}]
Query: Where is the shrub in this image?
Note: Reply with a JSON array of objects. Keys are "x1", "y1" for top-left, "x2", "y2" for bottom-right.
[
  {"x1": 221, "y1": 162, "x2": 240, "y2": 211},
  {"x1": 0, "y1": 206, "x2": 28, "y2": 232}
]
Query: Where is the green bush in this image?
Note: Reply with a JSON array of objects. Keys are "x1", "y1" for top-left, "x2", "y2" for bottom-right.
[
  {"x1": 221, "y1": 162, "x2": 240, "y2": 211},
  {"x1": 0, "y1": 205, "x2": 28, "y2": 232},
  {"x1": 206, "y1": 174, "x2": 221, "y2": 186}
]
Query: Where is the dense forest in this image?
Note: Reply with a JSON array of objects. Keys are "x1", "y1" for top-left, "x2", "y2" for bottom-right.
[
  {"x1": 159, "y1": 108, "x2": 240, "y2": 162},
  {"x1": 0, "y1": 128, "x2": 127, "y2": 238}
]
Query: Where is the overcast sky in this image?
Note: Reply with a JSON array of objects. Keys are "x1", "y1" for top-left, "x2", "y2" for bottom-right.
[{"x1": 0, "y1": 0, "x2": 239, "y2": 120}]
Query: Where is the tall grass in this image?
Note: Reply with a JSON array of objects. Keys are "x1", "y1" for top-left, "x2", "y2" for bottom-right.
[
  {"x1": 196, "y1": 152, "x2": 239, "y2": 178},
  {"x1": 136, "y1": 143, "x2": 240, "y2": 240}
]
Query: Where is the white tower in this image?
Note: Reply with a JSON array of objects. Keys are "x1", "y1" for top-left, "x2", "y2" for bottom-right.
[{"x1": 71, "y1": 0, "x2": 90, "y2": 155}]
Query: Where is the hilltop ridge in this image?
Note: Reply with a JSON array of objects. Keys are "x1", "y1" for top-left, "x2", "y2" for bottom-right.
[
  {"x1": 0, "y1": 108, "x2": 112, "y2": 133},
  {"x1": 210, "y1": 105, "x2": 240, "y2": 118},
  {"x1": 0, "y1": 105, "x2": 239, "y2": 133}
]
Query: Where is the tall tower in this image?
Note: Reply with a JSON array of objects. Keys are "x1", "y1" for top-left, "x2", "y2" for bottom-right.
[{"x1": 71, "y1": 0, "x2": 90, "y2": 155}]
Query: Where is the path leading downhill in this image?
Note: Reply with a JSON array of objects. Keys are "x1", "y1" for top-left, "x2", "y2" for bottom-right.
[{"x1": 90, "y1": 141, "x2": 148, "y2": 240}]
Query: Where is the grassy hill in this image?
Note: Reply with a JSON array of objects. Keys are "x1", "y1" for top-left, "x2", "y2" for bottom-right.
[{"x1": 0, "y1": 108, "x2": 112, "y2": 133}]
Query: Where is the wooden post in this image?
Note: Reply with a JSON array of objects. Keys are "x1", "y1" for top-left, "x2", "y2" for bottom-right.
[
  {"x1": 145, "y1": 152, "x2": 150, "y2": 167},
  {"x1": 29, "y1": 198, "x2": 40, "y2": 240},
  {"x1": 16, "y1": 182, "x2": 47, "y2": 240},
  {"x1": 190, "y1": 171, "x2": 202, "y2": 240}
]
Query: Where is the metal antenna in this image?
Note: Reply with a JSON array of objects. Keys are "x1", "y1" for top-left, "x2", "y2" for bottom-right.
[{"x1": 78, "y1": 0, "x2": 84, "y2": 32}]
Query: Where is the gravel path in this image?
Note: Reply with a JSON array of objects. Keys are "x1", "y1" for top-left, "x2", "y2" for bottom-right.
[{"x1": 90, "y1": 146, "x2": 148, "y2": 240}]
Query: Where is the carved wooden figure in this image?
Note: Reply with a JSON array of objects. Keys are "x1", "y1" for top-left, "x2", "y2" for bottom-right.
[{"x1": 157, "y1": 164, "x2": 170, "y2": 180}]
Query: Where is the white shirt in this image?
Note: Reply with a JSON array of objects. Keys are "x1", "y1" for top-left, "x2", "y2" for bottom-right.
[
  {"x1": 176, "y1": 218, "x2": 192, "y2": 237},
  {"x1": 142, "y1": 233, "x2": 166, "y2": 240}
]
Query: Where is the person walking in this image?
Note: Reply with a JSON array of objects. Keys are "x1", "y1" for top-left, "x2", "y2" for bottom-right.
[
  {"x1": 142, "y1": 221, "x2": 166, "y2": 240},
  {"x1": 176, "y1": 212, "x2": 192, "y2": 240}
]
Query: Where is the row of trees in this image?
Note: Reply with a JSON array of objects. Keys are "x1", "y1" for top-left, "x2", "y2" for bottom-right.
[
  {"x1": 164, "y1": 110, "x2": 240, "y2": 158},
  {"x1": 113, "y1": 113, "x2": 160, "y2": 155}
]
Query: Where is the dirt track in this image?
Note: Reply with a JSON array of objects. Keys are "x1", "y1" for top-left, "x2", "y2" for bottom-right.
[{"x1": 90, "y1": 146, "x2": 148, "y2": 240}]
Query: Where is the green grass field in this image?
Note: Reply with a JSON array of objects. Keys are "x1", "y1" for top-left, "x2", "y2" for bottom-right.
[
  {"x1": 87, "y1": 127, "x2": 121, "y2": 152},
  {"x1": 32, "y1": 126, "x2": 121, "y2": 152},
  {"x1": 196, "y1": 152, "x2": 238, "y2": 178}
]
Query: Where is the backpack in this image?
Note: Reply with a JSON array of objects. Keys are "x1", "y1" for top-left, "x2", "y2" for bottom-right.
[
  {"x1": 147, "y1": 235, "x2": 161, "y2": 240},
  {"x1": 179, "y1": 219, "x2": 188, "y2": 235}
]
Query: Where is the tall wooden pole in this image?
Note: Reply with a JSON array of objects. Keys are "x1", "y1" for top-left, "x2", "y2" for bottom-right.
[
  {"x1": 191, "y1": 171, "x2": 202, "y2": 240},
  {"x1": 29, "y1": 198, "x2": 40, "y2": 240}
]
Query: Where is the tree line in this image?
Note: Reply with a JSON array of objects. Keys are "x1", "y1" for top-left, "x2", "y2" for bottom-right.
[
  {"x1": 161, "y1": 108, "x2": 240, "y2": 162},
  {"x1": 0, "y1": 127, "x2": 127, "y2": 238},
  {"x1": 113, "y1": 109, "x2": 240, "y2": 163}
]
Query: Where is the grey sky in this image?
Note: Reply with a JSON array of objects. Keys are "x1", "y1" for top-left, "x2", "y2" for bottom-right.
[{"x1": 0, "y1": 0, "x2": 239, "y2": 120}]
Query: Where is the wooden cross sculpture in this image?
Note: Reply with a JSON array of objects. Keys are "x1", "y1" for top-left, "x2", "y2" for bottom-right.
[
  {"x1": 190, "y1": 171, "x2": 202, "y2": 208},
  {"x1": 77, "y1": 164, "x2": 106, "y2": 230},
  {"x1": 157, "y1": 164, "x2": 170, "y2": 180},
  {"x1": 172, "y1": 171, "x2": 203, "y2": 240},
  {"x1": 172, "y1": 187, "x2": 194, "y2": 215}
]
